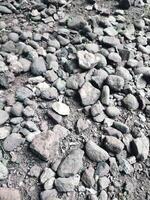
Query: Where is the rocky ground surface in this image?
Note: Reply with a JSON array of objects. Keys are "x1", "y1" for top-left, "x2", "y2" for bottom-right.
[{"x1": 0, "y1": 0, "x2": 150, "y2": 199}]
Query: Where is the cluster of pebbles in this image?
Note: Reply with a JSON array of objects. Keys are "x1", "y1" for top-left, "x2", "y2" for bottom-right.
[{"x1": 0, "y1": 0, "x2": 150, "y2": 199}]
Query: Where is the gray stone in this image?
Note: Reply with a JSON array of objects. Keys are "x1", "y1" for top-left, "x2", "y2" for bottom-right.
[
  {"x1": 92, "y1": 69, "x2": 108, "y2": 89},
  {"x1": 51, "y1": 102, "x2": 70, "y2": 116},
  {"x1": 57, "y1": 149, "x2": 84, "y2": 177},
  {"x1": 16, "y1": 87, "x2": 33, "y2": 101},
  {"x1": 104, "y1": 127, "x2": 122, "y2": 139},
  {"x1": 0, "y1": 188, "x2": 22, "y2": 200},
  {"x1": 53, "y1": 124, "x2": 70, "y2": 139},
  {"x1": 47, "y1": 109, "x2": 63, "y2": 124},
  {"x1": 76, "y1": 118, "x2": 90, "y2": 134},
  {"x1": 104, "y1": 136, "x2": 124, "y2": 154},
  {"x1": 104, "y1": 27, "x2": 118, "y2": 36},
  {"x1": 101, "y1": 85, "x2": 110, "y2": 106},
  {"x1": 3, "y1": 133, "x2": 25, "y2": 151},
  {"x1": 102, "y1": 36, "x2": 120, "y2": 47},
  {"x1": 40, "y1": 189, "x2": 58, "y2": 200},
  {"x1": 99, "y1": 190, "x2": 108, "y2": 200},
  {"x1": 113, "y1": 121, "x2": 129, "y2": 134},
  {"x1": 41, "y1": 87, "x2": 58, "y2": 100},
  {"x1": 55, "y1": 175, "x2": 80, "y2": 192},
  {"x1": 107, "y1": 75, "x2": 124, "y2": 91},
  {"x1": 31, "y1": 57, "x2": 46, "y2": 75},
  {"x1": 99, "y1": 177, "x2": 110, "y2": 190},
  {"x1": 119, "y1": 159, "x2": 134, "y2": 174},
  {"x1": 116, "y1": 67, "x2": 132, "y2": 81},
  {"x1": 23, "y1": 106, "x2": 35, "y2": 117},
  {"x1": 45, "y1": 70, "x2": 58, "y2": 83},
  {"x1": 132, "y1": 136, "x2": 149, "y2": 161},
  {"x1": 0, "y1": 6, "x2": 12, "y2": 14},
  {"x1": 11, "y1": 102, "x2": 24, "y2": 117},
  {"x1": 108, "y1": 53, "x2": 122, "y2": 63},
  {"x1": 8, "y1": 32, "x2": 19, "y2": 42},
  {"x1": 44, "y1": 177, "x2": 55, "y2": 190},
  {"x1": 29, "y1": 165, "x2": 42, "y2": 178},
  {"x1": 40, "y1": 168, "x2": 55, "y2": 184},
  {"x1": 0, "y1": 126, "x2": 11, "y2": 140},
  {"x1": 95, "y1": 161, "x2": 110, "y2": 177},
  {"x1": 79, "y1": 82, "x2": 100, "y2": 106},
  {"x1": 81, "y1": 166, "x2": 95, "y2": 188},
  {"x1": 0, "y1": 110, "x2": 9, "y2": 125},
  {"x1": 67, "y1": 16, "x2": 87, "y2": 30},
  {"x1": 0, "y1": 162, "x2": 8, "y2": 180},
  {"x1": 85, "y1": 140, "x2": 109, "y2": 162},
  {"x1": 105, "y1": 106, "x2": 121, "y2": 118},
  {"x1": 123, "y1": 94, "x2": 139, "y2": 110}
]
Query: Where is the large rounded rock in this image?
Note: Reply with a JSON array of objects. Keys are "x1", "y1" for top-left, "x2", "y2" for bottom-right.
[
  {"x1": 79, "y1": 82, "x2": 100, "y2": 106},
  {"x1": 57, "y1": 149, "x2": 84, "y2": 177},
  {"x1": 85, "y1": 140, "x2": 109, "y2": 162}
]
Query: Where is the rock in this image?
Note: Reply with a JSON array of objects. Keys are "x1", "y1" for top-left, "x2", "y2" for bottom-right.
[
  {"x1": 0, "y1": 162, "x2": 8, "y2": 180},
  {"x1": 119, "y1": 0, "x2": 132, "y2": 9},
  {"x1": 31, "y1": 57, "x2": 46, "y2": 75},
  {"x1": 76, "y1": 118, "x2": 90, "y2": 133},
  {"x1": 104, "y1": 27, "x2": 118, "y2": 36},
  {"x1": 107, "y1": 75, "x2": 124, "y2": 92},
  {"x1": 40, "y1": 189, "x2": 58, "y2": 200},
  {"x1": 95, "y1": 161, "x2": 110, "y2": 177},
  {"x1": 99, "y1": 190, "x2": 108, "y2": 200},
  {"x1": 119, "y1": 159, "x2": 134, "y2": 174},
  {"x1": 101, "y1": 85, "x2": 110, "y2": 106},
  {"x1": 81, "y1": 166, "x2": 95, "y2": 188},
  {"x1": 85, "y1": 43, "x2": 100, "y2": 53},
  {"x1": 85, "y1": 140, "x2": 109, "y2": 162},
  {"x1": 47, "y1": 109, "x2": 63, "y2": 124},
  {"x1": 23, "y1": 106, "x2": 35, "y2": 117},
  {"x1": 131, "y1": 136, "x2": 149, "y2": 161},
  {"x1": 53, "y1": 125, "x2": 70, "y2": 139},
  {"x1": 16, "y1": 87, "x2": 33, "y2": 102},
  {"x1": 57, "y1": 149, "x2": 84, "y2": 177},
  {"x1": 116, "y1": 67, "x2": 132, "y2": 81},
  {"x1": 11, "y1": 102, "x2": 24, "y2": 117},
  {"x1": 99, "y1": 177, "x2": 110, "y2": 190},
  {"x1": 108, "y1": 53, "x2": 122, "y2": 64},
  {"x1": 0, "y1": 110, "x2": 9, "y2": 125},
  {"x1": 102, "y1": 36, "x2": 120, "y2": 47},
  {"x1": 0, "y1": 188, "x2": 21, "y2": 200},
  {"x1": 30, "y1": 130, "x2": 60, "y2": 161},
  {"x1": 92, "y1": 69, "x2": 108, "y2": 89},
  {"x1": 44, "y1": 177, "x2": 55, "y2": 190},
  {"x1": 104, "y1": 136, "x2": 124, "y2": 154},
  {"x1": 91, "y1": 102, "x2": 106, "y2": 123},
  {"x1": 123, "y1": 94, "x2": 139, "y2": 110},
  {"x1": 0, "y1": 126, "x2": 11, "y2": 140},
  {"x1": 8, "y1": 32, "x2": 19, "y2": 42},
  {"x1": 79, "y1": 82, "x2": 100, "y2": 106},
  {"x1": 41, "y1": 87, "x2": 58, "y2": 100},
  {"x1": 105, "y1": 106, "x2": 120, "y2": 118},
  {"x1": 77, "y1": 51, "x2": 102, "y2": 70},
  {"x1": 55, "y1": 175, "x2": 80, "y2": 192},
  {"x1": 113, "y1": 121, "x2": 129, "y2": 134},
  {"x1": 0, "y1": 6, "x2": 12, "y2": 14},
  {"x1": 0, "y1": 73, "x2": 9, "y2": 89},
  {"x1": 29, "y1": 165, "x2": 42, "y2": 178},
  {"x1": 40, "y1": 168, "x2": 55, "y2": 184},
  {"x1": 3, "y1": 133, "x2": 25, "y2": 152},
  {"x1": 104, "y1": 127, "x2": 122, "y2": 139},
  {"x1": 51, "y1": 102, "x2": 70, "y2": 116},
  {"x1": 67, "y1": 16, "x2": 87, "y2": 30}
]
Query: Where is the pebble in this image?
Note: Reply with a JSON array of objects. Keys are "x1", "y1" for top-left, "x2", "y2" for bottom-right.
[
  {"x1": 31, "y1": 57, "x2": 47, "y2": 75},
  {"x1": 107, "y1": 75, "x2": 124, "y2": 91},
  {"x1": 113, "y1": 121, "x2": 129, "y2": 134},
  {"x1": 79, "y1": 82, "x2": 100, "y2": 106},
  {"x1": 0, "y1": 188, "x2": 21, "y2": 200},
  {"x1": 99, "y1": 176, "x2": 110, "y2": 190},
  {"x1": 40, "y1": 168, "x2": 55, "y2": 184},
  {"x1": 101, "y1": 85, "x2": 110, "y2": 106},
  {"x1": 57, "y1": 149, "x2": 84, "y2": 177},
  {"x1": 0, "y1": 126, "x2": 11, "y2": 139},
  {"x1": 85, "y1": 140, "x2": 109, "y2": 162},
  {"x1": 99, "y1": 190, "x2": 108, "y2": 200},
  {"x1": 105, "y1": 106, "x2": 121, "y2": 118},
  {"x1": 123, "y1": 94, "x2": 139, "y2": 110},
  {"x1": 104, "y1": 127, "x2": 122, "y2": 138},
  {"x1": 108, "y1": 52, "x2": 122, "y2": 63},
  {"x1": 0, "y1": 6, "x2": 12, "y2": 14},
  {"x1": 0, "y1": 159, "x2": 8, "y2": 180},
  {"x1": 55, "y1": 175, "x2": 80, "y2": 192},
  {"x1": 104, "y1": 136, "x2": 124, "y2": 154},
  {"x1": 95, "y1": 161, "x2": 110, "y2": 177},
  {"x1": 81, "y1": 166, "x2": 95, "y2": 188},
  {"x1": 16, "y1": 87, "x2": 33, "y2": 102},
  {"x1": 51, "y1": 102, "x2": 70, "y2": 116},
  {"x1": 0, "y1": 110, "x2": 9, "y2": 125},
  {"x1": 11, "y1": 102, "x2": 24, "y2": 117}
]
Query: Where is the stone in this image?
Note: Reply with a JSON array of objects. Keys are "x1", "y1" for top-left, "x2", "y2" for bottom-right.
[
  {"x1": 92, "y1": 69, "x2": 108, "y2": 89},
  {"x1": 99, "y1": 177, "x2": 110, "y2": 190},
  {"x1": 85, "y1": 43, "x2": 99, "y2": 53},
  {"x1": 119, "y1": 159, "x2": 134, "y2": 174},
  {"x1": 0, "y1": 126, "x2": 11, "y2": 140},
  {"x1": 11, "y1": 102, "x2": 24, "y2": 117},
  {"x1": 23, "y1": 106, "x2": 35, "y2": 117},
  {"x1": 104, "y1": 27, "x2": 118, "y2": 36},
  {"x1": 53, "y1": 125, "x2": 70, "y2": 139},
  {"x1": 57, "y1": 149, "x2": 84, "y2": 177},
  {"x1": 107, "y1": 75, "x2": 124, "y2": 91},
  {"x1": 16, "y1": 87, "x2": 33, "y2": 102},
  {"x1": 131, "y1": 136, "x2": 149, "y2": 161},
  {"x1": 41, "y1": 87, "x2": 58, "y2": 100},
  {"x1": 0, "y1": 188, "x2": 21, "y2": 200},
  {"x1": 99, "y1": 190, "x2": 108, "y2": 200},
  {"x1": 31, "y1": 57, "x2": 46, "y2": 75},
  {"x1": 44, "y1": 177, "x2": 55, "y2": 190},
  {"x1": 0, "y1": 6, "x2": 12, "y2": 14},
  {"x1": 29, "y1": 165, "x2": 42, "y2": 178},
  {"x1": 40, "y1": 189, "x2": 58, "y2": 200},
  {"x1": 108, "y1": 53, "x2": 122, "y2": 63},
  {"x1": 79, "y1": 82, "x2": 100, "y2": 106},
  {"x1": 30, "y1": 130, "x2": 60, "y2": 161},
  {"x1": 113, "y1": 121, "x2": 129, "y2": 134},
  {"x1": 95, "y1": 161, "x2": 110, "y2": 177},
  {"x1": 51, "y1": 102, "x2": 70, "y2": 116},
  {"x1": 105, "y1": 106, "x2": 121, "y2": 118},
  {"x1": 101, "y1": 85, "x2": 110, "y2": 106},
  {"x1": 104, "y1": 136, "x2": 124, "y2": 154},
  {"x1": 0, "y1": 163, "x2": 8, "y2": 180},
  {"x1": 47, "y1": 109, "x2": 63, "y2": 124},
  {"x1": 0, "y1": 110, "x2": 9, "y2": 125},
  {"x1": 85, "y1": 140, "x2": 109, "y2": 162},
  {"x1": 67, "y1": 16, "x2": 87, "y2": 30},
  {"x1": 8, "y1": 32, "x2": 19, "y2": 42},
  {"x1": 104, "y1": 127, "x2": 122, "y2": 139},
  {"x1": 81, "y1": 166, "x2": 95, "y2": 188},
  {"x1": 119, "y1": 0, "x2": 132, "y2": 9},
  {"x1": 55, "y1": 175, "x2": 80, "y2": 192},
  {"x1": 77, "y1": 50, "x2": 102, "y2": 70},
  {"x1": 116, "y1": 67, "x2": 132, "y2": 81},
  {"x1": 40, "y1": 168, "x2": 55, "y2": 184},
  {"x1": 76, "y1": 118, "x2": 90, "y2": 133},
  {"x1": 3, "y1": 133, "x2": 25, "y2": 152},
  {"x1": 123, "y1": 94, "x2": 139, "y2": 110},
  {"x1": 102, "y1": 36, "x2": 120, "y2": 47}
]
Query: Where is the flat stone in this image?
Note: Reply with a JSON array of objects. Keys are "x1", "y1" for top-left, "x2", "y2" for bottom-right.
[
  {"x1": 57, "y1": 149, "x2": 84, "y2": 177},
  {"x1": 3, "y1": 133, "x2": 25, "y2": 152},
  {"x1": 0, "y1": 188, "x2": 21, "y2": 200},
  {"x1": 104, "y1": 136, "x2": 124, "y2": 154},
  {"x1": 0, "y1": 110, "x2": 9, "y2": 125},
  {"x1": 79, "y1": 82, "x2": 100, "y2": 106},
  {"x1": 101, "y1": 85, "x2": 110, "y2": 106},
  {"x1": 52, "y1": 102, "x2": 70, "y2": 116},
  {"x1": 55, "y1": 175, "x2": 80, "y2": 192},
  {"x1": 85, "y1": 140, "x2": 109, "y2": 162},
  {"x1": 104, "y1": 27, "x2": 118, "y2": 36},
  {"x1": 30, "y1": 130, "x2": 60, "y2": 161},
  {"x1": 0, "y1": 163, "x2": 8, "y2": 180}
]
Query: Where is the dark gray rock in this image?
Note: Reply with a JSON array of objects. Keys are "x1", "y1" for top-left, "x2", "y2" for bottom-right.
[
  {"x1": 113, "y1": 121, "x2": 129, "y2": 134},
  {"x1": 31, "y1": 57, "x2": 46, "y2": 75},
  {"x1": 104, "y1": 136, "x2": 124, "y2": 154}
]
